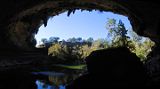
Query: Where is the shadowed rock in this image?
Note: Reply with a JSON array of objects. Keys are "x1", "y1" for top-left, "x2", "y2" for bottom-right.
[
  {"x1": 0, "y1": 70, "x2": 37, "y2": 89},
  {"x1": 66, "y1": 47, "x2": 147, "y2": 89}
]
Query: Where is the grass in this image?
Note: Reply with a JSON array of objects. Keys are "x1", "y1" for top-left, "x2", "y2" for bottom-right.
[{"x1": 53, "y1": 64, "x2": 86, "y2": 70}]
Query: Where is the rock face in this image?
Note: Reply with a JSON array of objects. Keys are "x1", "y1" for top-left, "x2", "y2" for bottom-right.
[
  {"x1": 0, "y1": 0, "x2": 160, "y2": 88},
  {"x1": 0, "y1": 70, "x2": 37, "y2": 89},
  {"x1": 145, "y1": 45, "x2": 160, "y2": 87},
  {"x1": 0, "y1": 0, "x2": 160, "y2": 50},
  {"x1": 66, "y1": 47, "x2": 147, "y2": 88}
]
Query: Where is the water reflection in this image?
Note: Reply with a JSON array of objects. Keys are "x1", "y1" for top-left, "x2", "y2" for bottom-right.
[
  {"x1": 36, "y1": 80, "x2": 65, "y2": 89},
  {"x1": 33, "y1": 71, "x2": 83, "y2": 89}
]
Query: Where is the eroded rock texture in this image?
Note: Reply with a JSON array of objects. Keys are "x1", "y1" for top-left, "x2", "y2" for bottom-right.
[{"x1": 0, "y1": 0, "x2": 159, "y2": 50}]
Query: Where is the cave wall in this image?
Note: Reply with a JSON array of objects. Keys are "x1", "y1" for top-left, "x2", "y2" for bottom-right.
[
  {"x1": 0, "y1": 0, "x2": 160, "y2": 74},
  {"x1": 0, "y1": 0, "x2": 160, "y2": 85},
  {"x1": 0, "y1": 0, "x2": 160, "y2": 50}
]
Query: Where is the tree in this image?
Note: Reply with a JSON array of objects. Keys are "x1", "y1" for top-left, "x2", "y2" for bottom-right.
[
  {"x1": 106, "y1": 19, "x2": 129, "y2": 47},
  {"x1": 129, "y1": 30, "x2": 142, "y2": 42},
  {"x1": 86, "y1": 37, "x2": 94, "y2": 46},
  {"x1": 41, "y1": 38, "x2": 48, "y2": 44},
  {"x1": 105, "y1": 19, "x2": 155, "y2": 61},
  {"x1": 117, "y1": 20, "x2": 129, "y2": 45},
  {"x1": 91, "y1": 39, "x2": 107, "y2": 50},
  {"x1": 106, "y1": 18, "x2": 117, "y2": 40},
  {"x1": 48, "y1": 43, "x2": 61, "y2": 56},
  {"x1": 79, "y1": 44, "x2": 92, "y2": 59},
  {"x1": 49, "y1": 37, "x2": 60, "y2": 43},
  {"x1": 106, "y1": 18, "x2": 116, "y2": 31},
  {"x1": 130, "y1": 38, "x2": 155, "y2": 62},
  {"x1": 67, "y1": 37, "x2": 77, "y2": 43},
  {"x1": 77, "y1": 37, "x2": 82, "y2": 42},
  {"x1": 86, "y1": 37, "x2": 94, "y2": 43}
]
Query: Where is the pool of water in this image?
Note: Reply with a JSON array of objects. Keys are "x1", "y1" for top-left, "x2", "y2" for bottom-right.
[
  {"x1": 36, "y1": 80, "x2": 65, "y2": 89},
  {"x1": 33, "y1": 71, "x2": 83, "y2": 89},
  {"x1": 0, "y1": 65, "x2": 86, "y2": 89}
]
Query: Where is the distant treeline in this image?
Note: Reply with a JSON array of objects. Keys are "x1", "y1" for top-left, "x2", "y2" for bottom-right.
[
  {"x1": 38, "y1": 37, "x2": 109, "y2": 64},
  {"x1": 37, "y1": 19, "x2": 154, "y2": 64}
]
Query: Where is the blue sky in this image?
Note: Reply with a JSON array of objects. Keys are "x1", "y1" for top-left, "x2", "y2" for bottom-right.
[{"x1": 35, "y1": 10, "x2": 132, "y2": 44}]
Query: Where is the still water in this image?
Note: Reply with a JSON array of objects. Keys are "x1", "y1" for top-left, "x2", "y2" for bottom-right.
[
  {"x1": 36, "y1": 80, "x2": 65, "y2": 89},
  {"x1": 33, "y1": 71, "x2": 84, "y2": 89}
]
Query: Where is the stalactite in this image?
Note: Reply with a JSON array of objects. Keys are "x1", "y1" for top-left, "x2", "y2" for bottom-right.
[
  {"x1": 43, "y1": 16, "x2": 48, "y2": 27},
  {"x1": 67, "y1": 9, "x2": 73, "y2": 17},
  {"x1": 72, "y1": 8, "x2": 76, "y2": 14}
]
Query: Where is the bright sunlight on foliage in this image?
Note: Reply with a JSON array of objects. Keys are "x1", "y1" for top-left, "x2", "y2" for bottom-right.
[{"x1": 37, "y1": 19, "x2": 154, "y2": 64}]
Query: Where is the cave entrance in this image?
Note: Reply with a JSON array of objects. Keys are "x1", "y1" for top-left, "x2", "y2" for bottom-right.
[
  {"x1": 35, "y1": 10, "x2": 132, "y2": 64},
  {"x1": 35, "y1": 10, "x2": 154, "y2": 63},
  {"x1": 5, "y1": 1, "x2": 157, "y2": 88},
  {"x1": 34, "y1": 10, "x2": 154, "y2": 88},
  {"x1": 8, "y1": 1, "x2": 155, "y2": 62}
]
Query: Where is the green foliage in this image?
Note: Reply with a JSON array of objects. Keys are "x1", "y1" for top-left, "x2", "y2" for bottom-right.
[
  {"x1": 106, "y1": 18, "x2": 155, "y2": 61},
  {"x1": 41, "y1": 38, "x2": 48, "y2": 44},
  {"x1": 53, "y1": 64, "x2": 86, "y2": 70},
  {"x1": 129, "y1": 36, "x2": 155, "y2": 62},
  {"x1": 49, "y1": 37, "x2": 60, "y2": 43},
  {"x1": 86, "y1": 37, "x2": 94, "y2": 43},
  {"x1": 79, "y1": 44, "x2": 92, "y2": 59},
  {"x1": 46, "y1": 37, "x2": 110, "y2": 64},
  {"x1": 106, "y1": 18, "x2": 130, "y2": 47},
  {"x1": 39, "y1": 19, "x2": 154, "y2": 64},
  {"x1": 48, "y1": 43, "x2": 68, "y2": 61}
]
